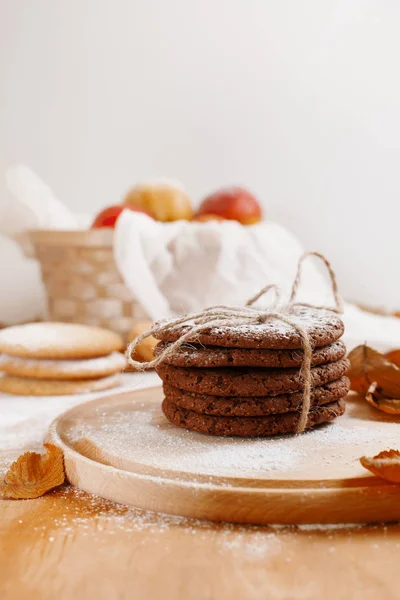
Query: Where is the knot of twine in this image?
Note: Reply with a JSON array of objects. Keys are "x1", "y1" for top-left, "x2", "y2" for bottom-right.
[{"x1": 126, "y1": 251, "x2": 343, "y2": 433}]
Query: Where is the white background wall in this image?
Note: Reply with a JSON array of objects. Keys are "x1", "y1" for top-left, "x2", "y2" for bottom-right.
[{"x1": 1, "y1": 0, "x2": 400, "y2": 322}]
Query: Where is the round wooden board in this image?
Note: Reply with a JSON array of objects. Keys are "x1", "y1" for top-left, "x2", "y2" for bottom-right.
[{"x1": 48, "y1": 386, "x2": 400, "y2": 525}]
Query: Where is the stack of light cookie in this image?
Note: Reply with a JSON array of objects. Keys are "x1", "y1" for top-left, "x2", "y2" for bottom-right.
[
  {"x1": 154, "y1": 307, "x2": 350, "y2": 436},
  {"x1": 0, "y1": 323, "x2": 126, "y2": 396}
]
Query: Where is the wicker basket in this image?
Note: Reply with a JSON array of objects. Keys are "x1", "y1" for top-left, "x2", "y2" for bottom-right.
[{"x1": 27, "y1": 229, "x2": 147, "y2": 341}]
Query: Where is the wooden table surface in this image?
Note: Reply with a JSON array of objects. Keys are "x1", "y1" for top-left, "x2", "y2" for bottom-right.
[{"x1": 1, "y1": 375, "x2": 400, "y2": 600}]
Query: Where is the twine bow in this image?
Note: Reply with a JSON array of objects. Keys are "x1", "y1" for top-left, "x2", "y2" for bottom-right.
[{"x1": 126, "y1": 251, "x2": 343, "y2": 433}]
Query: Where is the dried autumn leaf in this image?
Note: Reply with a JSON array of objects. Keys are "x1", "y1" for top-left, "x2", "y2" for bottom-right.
[
  {"x1": 1, "y1": 443, "x2": 65, "y2": 499},
  {"x1": 360, "y1": 449, "x2": 400, "y2": 483},
  {"x1": 365, "y1": 382, "x2": 400, "y2": 415},
  {"x1": 348, "y1": 344, "x2": 400, "y2": 398}
]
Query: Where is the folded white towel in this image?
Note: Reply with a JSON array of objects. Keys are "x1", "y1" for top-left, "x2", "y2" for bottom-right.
[{"x1": 114, "y1": 211, "x2": 331, "y2": 320}]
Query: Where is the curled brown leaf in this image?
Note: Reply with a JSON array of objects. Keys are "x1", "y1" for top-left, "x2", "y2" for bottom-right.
[
  {"x1": 1, "y1": 443, "x2": 65, "y2": 499},
  {"x1": 348, "y1": 345, "x2": 400, "y2": 399},
  {"x1": 365, "y1": 382, "x2": 400, "y2": 415},
  {"x1": 360, "y1": 449, "x2": 400, "y2": 483}
]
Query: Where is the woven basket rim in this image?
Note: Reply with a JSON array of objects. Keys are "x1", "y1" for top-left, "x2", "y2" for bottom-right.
[{"x1": 24, "y1": 228, "x2": 114, "y2": 248}]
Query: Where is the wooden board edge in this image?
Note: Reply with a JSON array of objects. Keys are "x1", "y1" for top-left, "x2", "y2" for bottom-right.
[{"x1": 47, "y1": 421, "x2": 400, "y2": 525}]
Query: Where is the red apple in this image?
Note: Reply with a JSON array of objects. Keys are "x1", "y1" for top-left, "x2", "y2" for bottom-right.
[
  {"x1": 91, "y1": 204, "x2": 153, "y2": 229},
  {"x1": 196, "y1": 186, "x2": 262, "y2": 225}
]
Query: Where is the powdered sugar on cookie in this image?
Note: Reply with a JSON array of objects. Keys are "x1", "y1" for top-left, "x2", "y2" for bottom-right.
[
  {"x1": 0, "y1": 322, "x2": 123, "y2": 358},
  {"x1": 155, "y1": 307, "x2": 344, "y2": 349}
]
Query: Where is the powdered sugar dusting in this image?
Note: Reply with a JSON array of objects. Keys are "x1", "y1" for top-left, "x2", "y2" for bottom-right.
[
  {"x1": 69, "y1": 409, "x2": 302, "y2": 476},
  {"x1": 6, "y1": 485, "x2": 371, "y2": 553}
]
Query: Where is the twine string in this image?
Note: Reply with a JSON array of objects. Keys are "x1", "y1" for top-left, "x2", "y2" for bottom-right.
[
  {"x1": 126, "y1": 251, "x2": 343, "y2": 433},
  {"x1": 288, "y1": 251, "x2": 343, "y2": 313},
  {"x1": 246, "y1": 283, "x2": 281, "y2": 310}
]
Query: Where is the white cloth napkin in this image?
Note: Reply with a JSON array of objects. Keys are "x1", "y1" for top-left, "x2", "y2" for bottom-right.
[
  {"x1": 114, "y1": 211, "x2": 333, "y2": 320},
  {"x1": 1, "y1": 165, "x2": 90, "y2": 236},
  {"x1": 114, "y1": 211, "x2": 400, "y2": 352},
  {"x1": 2, "y1": 165, "x2": 78, "y2": 233}
]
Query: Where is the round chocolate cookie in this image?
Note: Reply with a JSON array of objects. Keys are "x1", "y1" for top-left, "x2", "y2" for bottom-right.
[
  {"x1": 154, "y1": 307, "x2": 344, "y2": 350},
  {"x1": 155, "y1": 340, "x2": 346, "y2": 369},
  {"x1": 162, "y1": 376, "x2": 350, "y2": 417},
  {"x1": 156, "y1": 357, "x2": 350, "y2": 397},
  {"x1": 162, "y1": 398, "x2": 346, "y2": 436}
]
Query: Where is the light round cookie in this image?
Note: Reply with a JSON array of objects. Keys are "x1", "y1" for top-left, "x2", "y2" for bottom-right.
[
  {"x1": 0, "y1": 352, "x2": 126, "y2": 380},
  {"x1": 0, "y1": 322, "x2": 123, "y2": 359},
  {"x1": 0, "y1": 373, "x2": 121, "y2": 396}
]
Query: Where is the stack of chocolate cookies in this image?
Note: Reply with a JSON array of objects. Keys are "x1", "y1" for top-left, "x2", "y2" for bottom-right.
[{"x1": 154, "y1": 307, "x2": 350, "y2": 436}]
